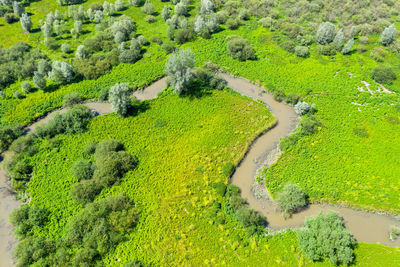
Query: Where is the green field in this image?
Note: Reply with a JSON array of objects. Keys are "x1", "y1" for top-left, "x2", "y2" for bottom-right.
[{"x1": 1, "y1": 0, "x2": 400, "y2": 265}]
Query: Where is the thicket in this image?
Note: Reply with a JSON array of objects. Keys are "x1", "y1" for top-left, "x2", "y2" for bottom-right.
[
  {"x1": 0, "y1": 124, "x2": 23, "y2": 151},
  {"x1": 71, "y1": 140, "x2": 137, "y2": 204},
  {"x1": 11, "y1": 195, "x2": 138, "y2": 267},
  {"x1": 298, "y1": 211, "x2": 355, "y2": 265},
  {"x1": 371, "y1": 65, "x2": 397, "y2": 85},
  {"x1": 226, "y1": 35, "x2": 255, "y2": 61}
]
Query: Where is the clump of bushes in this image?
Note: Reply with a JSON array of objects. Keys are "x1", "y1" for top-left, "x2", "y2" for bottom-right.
[
  {"x1": 9, "y1": 204, "x2": 49, "y2": 240},
  {"x1": 0, "y1": 124, "x2": 24, "y2": 151},
  {"x1": 226, "y1": 35, "x2": 255, "y2": 61},
  {"x1": 71, "y1": 140, "x2": 137, "y2": 204},
  {"x1": 294, "y1": 101, "x2": 315, "y2": 116},
  {"x1": 298, "y1": 211, "x2": 355, "y2": 265},
  {"x1": 34, "y1": 105, "x2": 93, "y2": 138},
  {"x1": 63, "y1": 92, "x2": 82, "y2": 107},
  {"x1": 275, "y1": 184, "x2": 307, "y2": 218},
  {"x1": 371, "y1": 65, "x2": 397, "y2": 85}
]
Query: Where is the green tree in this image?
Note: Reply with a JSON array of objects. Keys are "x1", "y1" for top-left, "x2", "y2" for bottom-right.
[
  {"x1": 109, "y1": 83, "x2": 131, "y2": 116},
  {"x1": 275, "y1": 184, "x2": 307, "y2": 217},
  {"x1": 315, "y1": 22, "x2": 335, "y2": 45},
  {"x1": 297, "y1": 211, "x2": 355, "y2": 265},
  {"x1": 164, "y1": 48, "x2": 195, "y2": 94},
  {"x1": 20, "y1": 13, "x2": 32, "y2": 32}
]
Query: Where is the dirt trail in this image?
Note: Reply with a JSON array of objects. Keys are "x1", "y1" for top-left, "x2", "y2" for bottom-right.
[
  {"x1": 1, "y1": 74, "x2": 399, "y2": 266},
  {"x1": 222, "y1": 73, "x2": 400, "y2": 247}
]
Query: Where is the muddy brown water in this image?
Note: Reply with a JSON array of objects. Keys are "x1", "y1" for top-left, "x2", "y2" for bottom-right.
[
  {"x1": 0, "y1": 74, "x2": 399, "y2": 265},
  {"x1": 222, "y1": 73, "x2": 400, "y2": 247}
]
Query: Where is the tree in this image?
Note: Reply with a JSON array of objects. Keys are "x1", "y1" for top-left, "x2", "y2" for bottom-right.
[
  {"x1": 341, "y1": 38, "x2": 354, "y2": 55},
  {"x1": 13, "y1": 1, "x2": 24, "y2": 17},
  {"x1": 115, "y1": 0, "x2": 125, "y2": 11},
  {"x1": 33, "y1": 71, "x2": 46, "y2": 89},
  {"x1": 174, "y1": 3, "x2": 187, "y2": 16},
  {"x1": 109, "y1": 83, "x2": 131, "y2": 116},
  {"x1": 206, "y1": 13, "x2": 219, "y2": 33},
  {"x1": 200, "y1": 0, "x2": 213, "y2": 14},
  {"x1": 74, "y1": 20, "x2": 82, "y2": 35},
  {"x1": 164, "y1": 48, "x2": 195, "y2": 94},
  {"x1": 161, "y1": 6, "x2": 170, "y2": 21},
  {"x1": 226, "y1": 35, "x2": 255, "y2": 61},
  {"x1": 41, "y1": 22, "x2": 53, "y2": 38},
  {"x1": 315, "y1": 22, "x2": 335, "y2": 45},
  {"x1": 20, "y1": 13, "x2": 32, "y2": 32},
  {"x1": 381, "y1": 24, "x2": 396, "y2": 46},
  {"x1": 333, "y1": 28, "x2": 344, "y2": 49},
  {"x1": 141, "y1": 0, "x2": 154, "y2": 15},
  {"x1": 275, "y1": 184, "x2": 307, "y2": 217},
  {"x1": 48, "y1": 61, "x2": 74, "y2": 84},
  {"x1": 61, "y1": 43, "x2": 71, "y2": 53},
  {"x1": 37, "y1": 59, "x2": 51, "y2": 76},
  {"x1": 194, "y1": 16, "x2": 206, "y2": 35},
  {"x1": 75, "y1": 45, "x2": 89, "y2": 59},
  {"x1": 297, "y1": 211, "x2": 355, "y2": 265}
]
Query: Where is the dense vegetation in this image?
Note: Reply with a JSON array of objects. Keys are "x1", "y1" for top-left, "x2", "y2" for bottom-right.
[{"x1": 1, "y1": 0, "x2": 400, "y2": 265}]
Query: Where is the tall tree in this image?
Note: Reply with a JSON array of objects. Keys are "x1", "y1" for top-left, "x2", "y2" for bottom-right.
[
  {"x1": 315, "y1": 22, "x2": 335, "y2": 45},
  {"x1": 20, "y1": 13, "x2": 32, "y2": 32},
  {"x1": 109, "y1": 83, "x2": 131, "y2": 116},
  {"x1": 381, "y1": 24, "x2": 396, "y2": 46},
  {"x1": 164, "y1": 48, "x2": 195, "y2": 94}
]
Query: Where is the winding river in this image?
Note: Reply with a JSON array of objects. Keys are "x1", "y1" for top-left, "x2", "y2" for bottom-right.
[{"x1": 0, "y1": 74, "x2": 399, "y2": 265}]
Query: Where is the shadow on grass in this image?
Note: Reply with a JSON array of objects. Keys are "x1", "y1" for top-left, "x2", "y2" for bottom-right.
[{"x1": 127, "y1": 101, "x2": 150, "y2": 117}]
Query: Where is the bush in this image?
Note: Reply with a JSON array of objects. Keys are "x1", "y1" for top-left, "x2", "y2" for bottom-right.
[
  {"x1": 10, "y1": 205, "x2": 49, "y2": 240},
  {"x1": 315, "y1": 22, "x2": 335, "y2": 45},
  {"x1": 63, "y1": 92, "x2": 82, "y2": 107},
  {"x1": 0, "y1": 124, "x2": 24, "y2": 151},
  {"x1": 294, "y1": 101, "x2": 315, "y2": 115},
  {"x1": 174, "y1": 28, "x2": 192, "y2": 44},
  {"x1": 74, "y1": 53, "x2": 119, "y2": 80},
  {"x1": 71, "y1": 160, "x2": 94, "y2": 181},
  {"x1": 226, "y1": 36, "x2": 255, "y2": 61},
  {"x1": 275, "y1": 184, "x2": 307, "y2": 217},
  {"x1": 70, "y1": 179, "x2": 102, "y2": 204},
  {"x1": 297, "y1": 211, "x2": 355, "y2": 265},
  {"x1": 94, "y1": 139, "x2": 123, "y2": 162},
  {"x1": 370, "y1": 47, "x2": 388, "y2": 62},
  {"x1": 21, "y1": 81, "x2": 32, "y2": 94},
  {"x1": 299, "y1": 116, "x2": 321, "y2": 135},
  {"x1": 279, "y1": 40, "x2": 296, "y2": 53},
  {"x1": 61, "y1": 43, "x2": 71, "y2": 54},
  {"x1": 226, "y1": 18, "x2": 240, "y2": 30},
  {"x1": 150, "y1": 36, "x2": 163, "y2": 45},
  {"x1": 14, "y1": 91, "x2": 23, "y2": 99},
  {"x1": 99, "y1": 87, "x2": 110, "y2": 101},
  {"x1": 222, "y1": 162, "x2": 234, "y2": 177},
  {"x1": 161, "y1": 41, "x2": 175, "y2": 54},
  {"x1": 317, "y1": 44, "x2": 336, "y2": 56},
  {"x1": 4, "y1": 13, "x2": 18, "y2": 24},
  {"x1": 212, "y1": 182, "x2": 227, "y2": 197},
  {"x1": 371, "y1": 65, "x2": 396, "y2": 84},
  {"x1": 294, "y1": 46, "x2": 309, "y2": 57},
  {"x1": 284, "y1": 93, "x2": 300, "y2": 105}
]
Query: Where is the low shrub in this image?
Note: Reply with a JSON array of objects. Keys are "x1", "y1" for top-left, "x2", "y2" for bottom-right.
[
  {"x1": 279, "y1": 40, "x2": 296, "y2": 53},
  {"x1": 226, "y1": 35, "x2": 256, "y2": 61},
  {"x1": 222, "y1": 162, "x2": 234, "y2": 177},
  {"x1": 63, "y1": 92, "x2": 82, "y2": 107},
  {"x1": 317, "y1": 44, "x2": 336, "y2": 56},
  {"x1": 226, "y1": 18, "x2": 240, "y2": 30},
  {"x1": 371, "y1": 65, "x2": 396, "y2": 85},
  {"x1": 275, "y1": 184, "x2": 307, "y2": 217},
  {"x1": 294, "y1": 46, "x2": 309, "y2": 57},
  {"x1": 0, "y1": 124, "x2": 24, "y2": 151},
  {"x1": 299, "y1": 116, "x2": 321, "y2": 135},
  {"x1": 71, "y1": 160, "x2": 94, "y2": 181},
  {"x1": 212, "y1": 182, "x2": 227, "y2": 197},
  {"x1": 370, "y1": 47, "x2": 388, "y2": 62},
  {"x1": 10, "y1": 204, "x2": 49, "y2": 240}
]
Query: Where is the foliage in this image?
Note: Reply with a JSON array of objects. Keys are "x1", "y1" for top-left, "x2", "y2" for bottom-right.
[
  {"x1": 20, "y1": 13, "x2": 32, "y2": 32},
  {"x1": 381, "y1": 24, "x2": 396, "y2": 46},
  {"x1": 0, "y1": 124, "x2": 23, "y2": 151},
  {"x1": 275, "y1": 184, "x2": 307, "y2": 217},
  {"x1": 226, "y1": 35, "x2": 255, "y2": 61},
  {"x1": 63, "y1": 91, "x2": 81, "y2": 107},
  {"x1": 297, "y1": 211, "x2": 355, "y2": 265},
  {"x1": 109, "y1": 83, "x2": 131, "y2": 116},
  {"x1": 49, "y1": 61, "x2": 74, "y2": 84},
  {"x1": 341, "y1": 39, "x2": 354, "y2": 55},
  {"x1": 165, "y1": 48, "x2": 195, "y2": 94},
  {"x1": 294, "y1": 101, "x2": 315, "y2": 116},
  {"x1": 371, "y1": 65, "x2": 396, "y2": 85},
  {"x1": 294, "y1": 46, "x2": 309, "y2": 57},
  {"x1": 315, "y1": 22, "x2": 335, "y2": 45},
  {"x1": 9, "y1": 204, "x2": 49, "y2": 240},
  {"x1": 71, "y1": 160, "x2": 94, "y2": 181},
  {"x1": 74, "y1": 53, "x2": 119, "y2": 80}
]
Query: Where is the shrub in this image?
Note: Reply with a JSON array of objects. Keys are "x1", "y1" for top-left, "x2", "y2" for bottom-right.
[
  {"x1": 317, "y1": 44, "x2": 336, "y2": 56},
  {"x1": 284, "y1": 93, "x2": 300, "y2": 105},
  {"x1": 162, "y1": 41, "x2": 175, "y2": 54},
  {"x1": 137, "y1": 35, "x2": 148, "y2": 46},
  {"x1": 174, "y1": 28, "x2": 192, "y2": 44},
  {"x1": 21, "y1": 81, "x2": 32, "y2": 93},
  {"x1": 297, "y1": 211, "x2": 355, "y2": 265},
  {"x1": 315, "y1": 22, "x2": 335, "y2": 45},
  {"x1": 226, "y1": 36, "x2": 255, "y2": 61},
  {"x1": 165, "y1": 48, "x2": 195, "y2": 94},
  {"x1": 61, "y1": 43, "x2": 71, "y2": 54},
  {"x1": 294, "y1": 101, "x2": 314, "y2": 115},
  {"x1": 0, "y1": 124, "x2": 24, "y2": 151},
  {"x1": 333, "y1": 28, "x2": 344, "y2": 49},
  {"x1": 75, "y1": 45, "x2": 89, "y2": 60},
  {"x1": 70, "y1": 179, "x2": 102, "y2": 204},
  {"x1": 74, "y1": 53, "x2": 118, "y2": 80},
  {"x1": 85, "y1": 141, "x2": 97, "y2": 154},
  {"x1": 63, "y1": 92, "x2": 82, "y2": 107},
  {"x1": 235, "y1": 207, "x2": 264, "y2": 228},
  {"x1": 33, "y1": 72, "x2": 46, "y2": 89},
  {"x1": 279, "y1": 40, "x2": 296, "y2": 53},
  {"x1": 371, "y1": 65, "x2": 396, "y2": 84},
  {"x1": 370, "y1": 47, "x2": 388, "y2": 62},
  {"x1": 294, "y1": 46, "x2": 309, "y2": 57},
  {"x1": 299, "y1": 116, "x2": 321, "y2": 135},
  {"x1": 95, "y1": 139, "x2": 123, "y2": 162},
  {"x1": 275, "y1": 184, "x2": 306, "y2": 217},
  {"x1": 14, "y1": 237, "x2": 56, "y2": 266},
  {"x1": 20, "y1": 13, "x2": 32, "y2": 32},
  {"x1": 109, "y1": 83, "x2": 131, "y2": 116},
  {"x1": 14, "y1": 91, "x2": 23, "y2": 99},
  {"x1": 151, "y1": 36, "x2": 162, "y2": 45},
  {"x1": 48, "y1": 61, "x2": 74, "y2": 84},
  {"x1": 71, "y1": 160, "x2": 94, "y2": 181},
  {"x1": 5, "y1": 13, "x2": 18, "y2": 24},
  {"x1": 222, "y1": 162, "x2": 234, "y2": 177},
  {"x1": 353, "y1": 127, "x2": 369, "y2": 138},
  {"x1": 226, "y1": 18, "x2": 240, "y2": 30},
  {"x1": 141, "y1": 0, "x2": 154, "y2": 15},
  {"x1": 99, "y1": 87, "x2": 110, "y2": 101},
  {"x1": 10, "y1": 205, "x2": 49, "y2": 240},
  {"x1": 161, "y1": 6, "x2": 170, "y2": 21},
  {"x1": 341, "y1": 39, "x2": 354, "y2": 55},
  {"x1": 212, "y1": 182, "x2": 227, "y2": 197}
]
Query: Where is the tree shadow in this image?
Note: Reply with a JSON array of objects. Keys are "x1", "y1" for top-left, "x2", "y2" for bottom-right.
[
  {"x1": 126, "y1": 101, "x2": 150, "y2": 117},
  {"x1": 42, "y1": 83, "x2": 60, "y2": 93},
  {"x1": 30, "y1": 28, "x2": 41, "y2": 34},
  {"x1": 180, "y1": 80, "x2": 212, "y2": 99}
]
